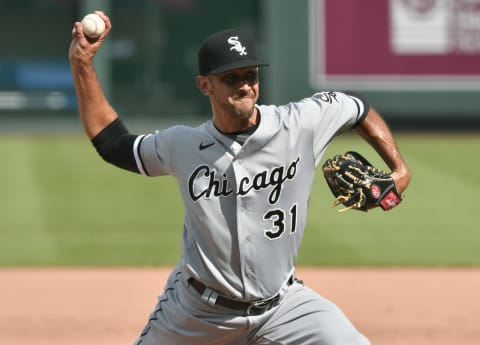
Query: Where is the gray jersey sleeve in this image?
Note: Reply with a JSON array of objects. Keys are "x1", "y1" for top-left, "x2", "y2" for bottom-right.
[
  {"x1": 296, "y1": 91, "x2": 369, "y2": 166},
  {"x1": 133, "y1": 126, "x2": 178, "y2": 177}
]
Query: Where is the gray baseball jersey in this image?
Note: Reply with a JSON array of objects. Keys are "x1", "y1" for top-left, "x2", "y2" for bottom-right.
[{"x1": 133, "y1": 91, "x2": 367, "y2": 301}]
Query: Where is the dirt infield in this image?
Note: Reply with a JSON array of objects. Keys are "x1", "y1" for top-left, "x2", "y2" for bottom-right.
[{"x1": 1, "y1": 268, "x2": 479, "y2": 345}]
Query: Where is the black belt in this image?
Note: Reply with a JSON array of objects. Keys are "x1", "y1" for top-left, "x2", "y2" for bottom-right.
[{"x1": 187, "y1": 276, "x2": 293, "y2": 316}]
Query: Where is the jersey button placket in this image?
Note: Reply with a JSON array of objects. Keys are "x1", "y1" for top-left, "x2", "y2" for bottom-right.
[
  {"x1": 233, "y1": 157, "x2": 257, "y2": 298},
  {"x1": 241, "y1": 203, "x2": 260, "y2": 297},
  {"x1": 242, "y1": 233, "x2": 259, "y2": 298},
  {"x1": 244, "y1": 235, "x2": 254, "y2": 280}
]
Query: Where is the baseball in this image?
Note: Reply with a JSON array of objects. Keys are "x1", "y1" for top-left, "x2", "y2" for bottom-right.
[{"x1": 81, "y1": 13, "x2": 105, "y2": 38}]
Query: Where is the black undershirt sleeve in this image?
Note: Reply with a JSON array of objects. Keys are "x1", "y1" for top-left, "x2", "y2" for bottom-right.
[
  {"x1": 91, "y1": 118, "x2": 140, "y2": 173},
  {"x1": 344, "y1": 91, "x2": 371, "y2": 127}
]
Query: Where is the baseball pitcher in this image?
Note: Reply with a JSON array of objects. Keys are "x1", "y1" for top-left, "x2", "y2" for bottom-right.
[{"x1": 69, "y1": 11, "x2": 411, "y2": 345}]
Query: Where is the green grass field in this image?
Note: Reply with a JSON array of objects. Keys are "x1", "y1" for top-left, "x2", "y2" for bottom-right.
[{"x1": 1, "y1": 132, "x2": 479, "y2": 266}]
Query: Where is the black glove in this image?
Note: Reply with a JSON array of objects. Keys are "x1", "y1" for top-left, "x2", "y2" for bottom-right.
[{"x1": 322, "y1": 151, "x2": 402, "y2": 212}]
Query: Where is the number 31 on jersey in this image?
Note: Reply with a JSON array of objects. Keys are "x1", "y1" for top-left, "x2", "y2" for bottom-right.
[{"x1": 263, "y1": 203, "x2": 298, "y2": 240}]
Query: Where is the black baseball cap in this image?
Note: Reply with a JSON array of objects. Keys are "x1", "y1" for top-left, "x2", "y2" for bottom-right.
[{"x1": 198, "y1": 29, "x2": 269, "y2": 76}]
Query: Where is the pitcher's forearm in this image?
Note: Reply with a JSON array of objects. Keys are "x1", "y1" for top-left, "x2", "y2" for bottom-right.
[
  {"x1": 69, "y1": 11, "x2": 115, "y2": 139},
  {"x1": 71, "y1": 63, "x2": 117, "y2": 139},
  {"x1": 354, "y1": 108, "x2": 411, "y2": 194}
]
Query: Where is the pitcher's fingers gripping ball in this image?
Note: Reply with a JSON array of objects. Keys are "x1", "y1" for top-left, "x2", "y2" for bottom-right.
[
  {"x1": 81, "y1": 13, "x2": 105, "y2": 38},
  {"x1": 322, "y1": 151, "x2": 402, "y2": 212}
]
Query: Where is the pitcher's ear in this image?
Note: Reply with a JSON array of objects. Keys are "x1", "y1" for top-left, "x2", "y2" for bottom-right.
[{"x1": 196, "y1": 75, "x2": 212, "y2": 96}]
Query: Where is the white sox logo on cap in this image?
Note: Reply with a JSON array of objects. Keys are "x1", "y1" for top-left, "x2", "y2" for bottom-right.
[
  {"x1": 227, "y1": 36, "x2": 247, "y2": 56},
  {"x1": 198, "y1": 29, "x2": 268, "y2": 75}
]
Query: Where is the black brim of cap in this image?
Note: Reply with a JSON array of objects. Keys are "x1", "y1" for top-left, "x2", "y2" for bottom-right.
[{"x1": 207, "y1": 60, "x2": 269, "y2": 75}]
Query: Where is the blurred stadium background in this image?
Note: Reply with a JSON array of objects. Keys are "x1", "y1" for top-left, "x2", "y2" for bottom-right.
[
  {"x1": 1, "y1": 0, "x2": 479, "y2": 132},
  {"x1": 1, "y1": 0, "x2": 480, "y2": 267}
]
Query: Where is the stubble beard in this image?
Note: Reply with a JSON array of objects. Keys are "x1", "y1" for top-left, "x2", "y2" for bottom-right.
[
  {"x1": 231, "y1": 92, "x2": 257, "y2": 121},
  {"x1": 233, "y1": 103, "x2": 255, "y2": 121}
]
